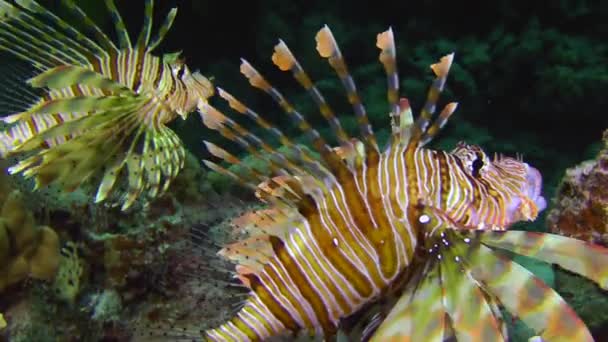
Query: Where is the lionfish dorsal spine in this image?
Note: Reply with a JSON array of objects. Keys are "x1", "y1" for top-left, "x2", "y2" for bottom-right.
[
  {"x1": 376, "y1": 28, "x2": 402, "y2": 139},
  {"x1": 215, "y1": 87, "x2": 329, "y2": 178},
  {"x1": 239, "y1": 58, "x2": 348, "y2": 178},
  {"x1": 316, "y1": 25, "x2": 379, "y2": 154},
  {"x1": 147, "y1": 7, "x2": 177, "y2": 52},
  {"x1": 104, "y1": 0, "x2": 131, "y2": 49},
  {"x1": 411, "y1": 53, "x2": 456, "y2": 146},
  {"x1": 272, "y1": 39, "x2": 352, "y2": 148},
  {"x1": 58, "y1": 0, "x2": 119, "y2": 54},
  {"x1": 0, "y1": 1, "x2": 91, "y2": 69},
  {"x1": 135, "y1": 0, "x2": 154, "y2": 49}
]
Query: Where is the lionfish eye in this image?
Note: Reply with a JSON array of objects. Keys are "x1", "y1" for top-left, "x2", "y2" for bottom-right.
[
  {"x1": 176, "y1": 65, "x2": 185, "y2": 79},
  {"x1": 471, "y1": 153, "x2": 484, "y2": 178}
]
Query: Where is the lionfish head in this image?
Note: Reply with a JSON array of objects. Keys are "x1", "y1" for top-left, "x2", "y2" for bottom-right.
[
  {"x1": 451, "y1": 142, "x2": 547, "y2": 228},
  {"x1": 169, "y1": 59, "x2": 215, "y2": 117}
]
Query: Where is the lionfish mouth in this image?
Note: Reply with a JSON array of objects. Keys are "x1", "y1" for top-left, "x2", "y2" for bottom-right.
[
  {"x1": 525, "y1": 164, "x2": 547, "y2": 212},
  {"x1": 505, "y1": 163, "x2": 547, "y2": 225}
]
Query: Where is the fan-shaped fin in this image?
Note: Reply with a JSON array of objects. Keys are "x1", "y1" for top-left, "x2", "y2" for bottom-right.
[
  {"x1": 480, "y1": 230, "x2": 608, "y2": 290},
  {"x1": 440, "y1": 240, "x2": 506, "y2": 341},
  {"x1": 28, "y1": 65, "x2": 131, "y2": 94},
  {"x1": 371, "y1": 263, "x2": 446, "y2": 341},
  {"x1": 467, "y1": 242, "x2": 593, "y2": 341}
]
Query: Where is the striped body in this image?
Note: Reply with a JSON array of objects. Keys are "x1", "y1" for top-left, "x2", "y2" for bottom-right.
[
  {"x1": 206, "y1": 143, "x2": 540, "y2": 340},
  {"x1": 199, "y1": 25, "x2": 608, "y2": 342},
  {"x1": 0, "y1": 0, "x2": 213, "y2": 210}
]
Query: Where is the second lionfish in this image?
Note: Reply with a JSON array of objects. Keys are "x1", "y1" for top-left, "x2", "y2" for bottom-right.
[
  {"x1": 0, "y1": 0, "x2": 213, "y2": 209},
  {"x1": 195, "y1": 26, "x2": 608, "y2": 341}
]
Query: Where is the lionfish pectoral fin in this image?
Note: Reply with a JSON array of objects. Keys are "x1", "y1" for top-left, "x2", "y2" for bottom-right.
[
  {"x1": 8, "y1": 96, "x2": 142, "y2": 152},
  {"x1": 8, "y1": 94, "x2": 183, "y2": 210},
  {"x1": 439, "y1": 237, "x2": 507, "y2": 341},
  {"x1": 480, "y1": 231, "x2": 608, "y2": 290},
  {"x1": 467, "y1": 241, "x2": 594, "y2": 341},
  {"x1": 371, "y1": 263, "x2": 446, "y2": 341},
  {"x1": 28, "y1": 65, "x2": 132, "y2": 94},
  {"x1": 119, "y1": 125, "x2": 186, "y2": 209},
  {"x1": 9, "y1": 107, "x2": 140, "y2": 191}
]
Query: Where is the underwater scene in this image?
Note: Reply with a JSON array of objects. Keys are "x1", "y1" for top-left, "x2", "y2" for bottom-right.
[{"x1": 0, "y1": 0, "x2": 607, "y2": 341}]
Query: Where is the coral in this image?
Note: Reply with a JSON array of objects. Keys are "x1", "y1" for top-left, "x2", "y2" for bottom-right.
[
  {"x1": 546, "y1": 129, "x2": 608, "y2": 244},
  {"x1": 52, "y1": 242, "x2": 84, "y2": 305},
  {"x1": 102, "y1": 234, "x2": 149, "y2": 291},
  {"x1": 0, "y1": 190, "x2": 60, "y2": 291},
  {"x1": 88, "y1": 289, "x2": 122, "y2": 323}
]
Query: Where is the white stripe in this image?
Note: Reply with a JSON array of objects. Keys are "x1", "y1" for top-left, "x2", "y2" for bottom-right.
[
  {"x1": 226, "y1": 321, "x2": 250, "y2": 341},
  {"x1": 239, "y1": 306, "x2": 269, "y2": 339},
  {"x1": 292, "y1": 221, "x2": 362, "y2": 303},
  {"x1": 377, "y1": 149, "x2": 402, "y2": 281},
  {"x1": 265, "y1": 259, "x2": 319, "y2": 328},
  {"x1": 397, "y1": 145, "x2": 416, "y2": 260},
  {"x1": 285, "y1": 229, "x2": 346, "y2": 322},
  {"x1": 329, "y1": 182, "x2": 383, "y2": 281},
  {"x1": 251, "y1": 296, "x2": 285, "y2": 334},
  {"x1": 317, "y1": 194, "x2": 368, "y2": 272}
]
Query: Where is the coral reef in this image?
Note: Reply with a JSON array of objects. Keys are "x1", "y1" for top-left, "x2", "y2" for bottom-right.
[
  {"x1": 547, "y1": 129, "x2": 608, "y2": 244},
  {"x1": 52, "y1": 242, "x2": 85, "y2": 305},
  {"x1": 0, "y1": 190, "x2": 60, "y2": 291}
]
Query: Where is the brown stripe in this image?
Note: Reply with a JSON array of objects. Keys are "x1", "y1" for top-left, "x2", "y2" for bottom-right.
[
  {"x1": 262, "y1": 259, "x2": 314, "y2": 328},
  {"x1": 244, "y1": 272, "x2": 299, "y2": 332},
  {"x1": 323, "y1": 179, "x2": 384, "y2": 288},
  {"x1": 436, "y1": 150, "x2": 451, "y2": 210},
  {"x1": 362, "y1": 150, "x2": 399, "y2": 279},
  {"x1": 131, "y1": 50, "x2": 147, "y2": 91},
  {"x1": 299, "y1": 193, "x2": 374, "y2": 299},
  {"x1": 229, "y1": 316, "x2": 258, "y2": 340},
  {"x1": 268, "y1": 235, "x2": 337, "y2": 335}
]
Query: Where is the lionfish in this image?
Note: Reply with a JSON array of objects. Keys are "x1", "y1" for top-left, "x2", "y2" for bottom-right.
[
  {"x1": 193, "y1": 25, "x2": 608, "y2": 341},
  {"x1": 0, "y1": 0, "x2": 213, "y2": 210}
]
